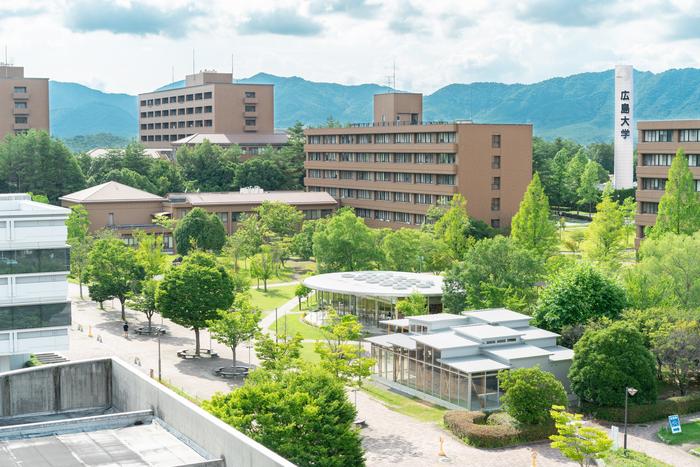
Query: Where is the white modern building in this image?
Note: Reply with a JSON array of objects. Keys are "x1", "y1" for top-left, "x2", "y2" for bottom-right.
[
  {"x1": 0, "y1": 194, "x2": 71, "y2": 371},
  {"x1": 303, "y1": 271, "x2": 444, "y2": 329},
  {"x1": 367, "y1": 309, "x2": 573, "y2": 411}
]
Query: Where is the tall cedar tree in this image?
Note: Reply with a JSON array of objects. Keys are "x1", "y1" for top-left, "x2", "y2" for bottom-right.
[
  {"x1": 653, "y1": 148, "x2": 700, "y2": 236},
  {"x1": 511, "y1": 173, "x2": 559, "y2": 259}
]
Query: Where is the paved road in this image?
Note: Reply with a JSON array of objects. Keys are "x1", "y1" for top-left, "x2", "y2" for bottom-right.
[{"x1": 64, "y1": 284, "x2": 698, "y2": 466}]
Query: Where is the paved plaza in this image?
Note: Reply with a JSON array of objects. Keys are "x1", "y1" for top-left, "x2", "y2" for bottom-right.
[{"x1": 65, "y1": 284, "x2": 698, "y2": 466}]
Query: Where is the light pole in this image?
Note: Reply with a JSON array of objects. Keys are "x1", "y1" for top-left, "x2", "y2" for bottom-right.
[
  {"x1": 157, "y1": 314, "x2": 163, "y2": 381},
  {"x1": 624, "y1": 387, "x2": 638, "y2": 452}
]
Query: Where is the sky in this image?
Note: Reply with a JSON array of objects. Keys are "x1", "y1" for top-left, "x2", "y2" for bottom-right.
[{"x1": 1, "y1": 0, "x2": 700, "y2": 95}]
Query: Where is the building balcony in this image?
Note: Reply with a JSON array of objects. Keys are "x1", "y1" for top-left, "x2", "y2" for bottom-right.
[
  {"x1": 635, "y1": 189, "x2": 664, "y2": 203},
  {"x1": 244, "y1": 125, "x2": 257, "y2": 132},
  {"x1": 243, "y1": 111, "x2": 258, "y2": 117},
  {"x1": 304, "y1": 143, "x2": 458, "y2": 153},
  {"x1": 303, "y1": 177, "x2": 458, "y2": 195},
  {"x1": 12, "y1": 107, "x2": 29, "y2": 115},
  {"x1": 244, "y1": 97, "x2": 258, "y2": 104},
  {"x1": 635, "y1": 213, "x2": 657, "y2": 227},
  {"x1": 13, "y1": 123, "x2": 29, "y2": 131},
  {"x1": 304, "y1": 160, "x2": 457, "y2": 174},
  {"x1": 11, "y1": 92, "x2": 28, "y2": 100}
]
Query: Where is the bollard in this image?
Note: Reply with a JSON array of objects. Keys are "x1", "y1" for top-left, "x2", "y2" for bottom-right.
[
  {"x1": 97, "y1": 335, "x2": 103, "y2": 343},
  {"x1": 77, "y1": 324, "x2": 83, "y2": 332},
  {"x1": 438, "y1": 435, "x2": 446, "y2": 457},
  {"x1": 88, "y1": 325, "x2": 93, "y2": 337},
  {"x1": 150, "y1": 369, "x2": 154, "y2": 379},
  {"x1": 531, "y1": 449, "x2": 537, "y2": 467}
]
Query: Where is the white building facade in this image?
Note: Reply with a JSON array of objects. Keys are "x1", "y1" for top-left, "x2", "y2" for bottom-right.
[{"x1": 0, "y1": 194, "x2": 71, "y2": 371}]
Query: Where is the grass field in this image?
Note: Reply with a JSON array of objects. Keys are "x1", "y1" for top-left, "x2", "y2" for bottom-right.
[
  {"x1": 658, "y1": 420, "x2": 700, "y2": 445},
  {"x1": 224, "y1": 258, "x2": 316, "y2": 285},
  {"x1": 269, "y1": 313, "x2": 327, "y2": 340},
  {"x1": 362, "y1": 381, "x2": 446, "y2": 424},
  {"x1": 249, "y1": 285, "x2": 297, "y2": 312},
  {"x1": 602, "y1": 449, "x2": 672, "y2": 467}
]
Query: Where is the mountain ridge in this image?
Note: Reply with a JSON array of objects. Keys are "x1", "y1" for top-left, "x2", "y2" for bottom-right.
[{"x1": 49, "y1": 68, "x2": 700, "y2": 144}]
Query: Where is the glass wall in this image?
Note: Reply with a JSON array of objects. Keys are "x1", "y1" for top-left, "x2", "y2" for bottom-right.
[
  {"x1": 0, "y1": 302, "x2": 71, "y2": 331},
  {"x1": 370, "y1": 342, "x2": 502, "y2": 410},
  {"x1": 0, "y1": 248, "x2": 70, "y2": 275},
  {"x1": 316, "y1": 290, "x2": 395, "y2": 328}
]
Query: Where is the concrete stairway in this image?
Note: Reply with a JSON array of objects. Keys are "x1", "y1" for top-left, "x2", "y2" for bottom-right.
[{"x1": 34, "y1": 353, "x2": 69, "y2": 365}]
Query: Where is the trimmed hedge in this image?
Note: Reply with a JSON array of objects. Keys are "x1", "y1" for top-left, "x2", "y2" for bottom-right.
[
  {"x1": 582, "y1": 392, "x2": 700, "y2": 423},
  {"x1": 444, "y1": 410, "x2": 554, "y2": 448}
]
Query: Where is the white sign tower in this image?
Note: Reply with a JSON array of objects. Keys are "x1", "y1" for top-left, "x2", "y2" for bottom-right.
[{"x1": 614, "y1": 65, "x2": 634, "y2": 189}]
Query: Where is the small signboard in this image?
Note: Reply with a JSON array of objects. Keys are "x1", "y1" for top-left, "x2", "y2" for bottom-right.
[
  {"x1": 610, "y1": 426, "x2": 619, "y2": 449},
  {"x1": 668, "y1": 415, "x2": 682, "y2": 434}
]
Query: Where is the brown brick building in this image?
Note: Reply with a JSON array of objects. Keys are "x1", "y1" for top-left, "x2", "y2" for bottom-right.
[
  {"x1": 303, "y1": 93, "x2": 532, "y2": 229},
  {"x1": 635, "y1": 120, "x2": 700, "y2": 245},
  {"x1": 138, "y1": 71, "x2": 285, "y2": 152},
  {"x1": 0, "y1": 65, "x2": 49, "y2": 139}
]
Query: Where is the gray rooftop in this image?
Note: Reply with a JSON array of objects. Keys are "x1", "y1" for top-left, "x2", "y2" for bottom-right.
[
  {"x1": 411, "y1": 331, "x2": 479, "y2": 350},
  {"x1": 483, "y1": 344, "x2": 555, "y2": 361},
  {"x1": 453, "y1": 324, "x2": 525, "y2": 341},
  {"x1": 366, "y1": 333, "x2": 417, "y2": 350},
  {"x1": 463, "y1": 308, "x2": 532, "y2": 325},
  {"x1": 438, "y1": 356, "x2": 510, "y2": 373},
  {"x1": 408, "y1": 313, "x2": 467, "y2": 323}
]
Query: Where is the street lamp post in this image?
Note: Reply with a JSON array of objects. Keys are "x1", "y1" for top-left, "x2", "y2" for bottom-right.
[{"x1": 624, "y1": 387, "x2": 638, "y2": 451}]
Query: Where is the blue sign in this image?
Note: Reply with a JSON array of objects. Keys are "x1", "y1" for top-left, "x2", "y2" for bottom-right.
[{"x1": 668, "y1": 415, "x2": 682, "y2": 434}]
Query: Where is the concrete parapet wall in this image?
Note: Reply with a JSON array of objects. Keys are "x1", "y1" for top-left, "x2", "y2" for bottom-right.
[{"x1": 0, "y1": 410, "x2": 153, "y2": 439}]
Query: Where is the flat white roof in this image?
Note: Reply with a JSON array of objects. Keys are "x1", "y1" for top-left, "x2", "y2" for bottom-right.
[
  {"x1": 546, "y1": 345, "x2": 575, "y2": 362},
  {"x1": 303, "y1": 271, "x2": 443, "y2": 298},
  {"x1": 453, "y1": 324, "x2": 525, "y2": 341},
  {"x1": 463, "y1": 308, "x2": 532, "y2": 324},
  {"x1": 365, "y1": 333, "x2": 417, "y2": 350},
  {"x1": 483, "y1": 344, "x2": 554, "y2": 361},
  {"x1": 439, "y1": 356, "x2": 510, "y2": 373},
  {"x1": 408, "y1": 313, "x2": 467, "y2": 323},
  {"x1": 411, "y1": 331, "x2": 479, "y2": 350},
  {"x1": 519, "y1": 326, "x2": 560, "y2": 341},
  {"x1": 379, "y1": 318, "x2": 409, "y2": 328}
]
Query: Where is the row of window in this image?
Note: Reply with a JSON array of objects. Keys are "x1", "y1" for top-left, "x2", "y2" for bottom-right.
[
  {"x1": 307, "y1": 170, "x2": 456, "y2": 185},
  {"x1": 141, "y1": 120, "x2": 213, "y2": 130},
  {"x1": 140, "y1": 91, "x2": 214, "y2": 106},
  {"x1": 307, "y1": 152, "x2": 457, "y2": 164},
  {"x1": 640, "y1": 202, "x2": 659, "y2": 214},
  {"x1": 0, "y1": 249, "x2": 70, "y2": 275},
  {"x1": 14, "y1": 116, "x2": 28, "y2": 124},
  {"x1": 642, "y1": 129, "x2": 700, "y2": 143},
  {"x1": 0, "y1": 301, "x2": 71, "y2": 331},
  {"x1": 12, "y1": 86, "x2": 27, "y2": 94},
  {"x1": 307, "y1": 132, "x2": 457, "y2": 145},
  {"x1": 640, "y1": 177, "x2": 700, "y2": 192},
  {"x1": 141, "y1": 134, "x2": 192, "y2": 142},
  {"x1": 140, "y1": 106, "x2": 213, "y2": 118},
  {"x1": 641, "y1": 153, "x2": 700, "y2": 166},
  {"x1": 14, "y1": 101, "x2": 27, "y2": 109}
]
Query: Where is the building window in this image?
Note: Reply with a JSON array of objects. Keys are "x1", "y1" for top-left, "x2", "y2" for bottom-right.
[
  {"x1": 216, "y1": 212, "x2": 228, "y2": 225},
  {"x1": 308, "y1": 152, "x2": 321, "y2": 161},
  {"x1": 204, "y1": 91, "x2": 212, "y2": 99},
  {"x1": 14, "y1": 116, "x2": 27, "y2": 124},
  {"x1": 641, "y1": 202, "x2": 659, "y2": 214},
  {"x1": 0, "y1": 248, "x2": 70, "y2": 275},
  {"x1": 340, "y1": 135, "x2": 353, "y2": 144},
  {"x1": 13, "y1": 86, "x2": 27, "y2": 93},
  {"x1": 375, "y1": 172, "x2": 392, "y2": 182},
  {"x1": 689, "y1": 154, "x2": 700, "y2": 167},
  {"x1": 437, "y1": 195, "x2": 451, "y2": 205},
  {"x1": 322, "y1": 135, "x2": 337, "y2": 144},
  {"x1": 416, "y1": 133, "x2": 435, "y2": 143},
  {"x1": 394, "y1": 192, "x2": 411, "y2": 202},
  {"x1": 340, "y1": 171, "x2": 354, "y2": 180},
  {"x1": 107, "y1": 213, "x2": 115, "y2": 225},
  {"x1": 642, "y1": 154, "x2": 673, "y2": 166},
  {"x1": 415, "y1": 153, "x2": 434, "y2": 164},
  {"x1": 643, "y1": 130, "x2": 673, "y2": 142},
  {"x1": 245, "y1": 91, "x2": 256, "y2": 98},
  {"x1": 415, "y1": 214, "x2": 426, "y2": 224},
  {"x1": 375, "y1": 191, "x2": 391, "y2": 201},
  {"x1": 0, "y1": 302, "x2": 71, "y2": 332},
  {"x1": 356, "y1": 171, "x2": 371, "y2": 181},
  {"x1": 340, "y1": 189, "x2": 356, "y2": 198},
  {"x1": 204, "y1": 106, "x2": 212, "y2": 113},
  {"x1": 308, "y1": 135, "x2": 321, "y2": 144},
  {"x1": 195, "y1": 107, "x2": 202, "y2": 114},
  {"x1": 395, "y1": 133, "x2": 413, "y2": 144},
  {"x1": 375, "y1": 134, "x2": 392, "y2": 144},
  {"x1": 14, "y1": 101, "x2": 27, "y2": 109},
  {"x1": 308, "y1": 169, "x2": 322, "y2": 178},
  {"x1": 204, "y1": 120, "x2": 213, "y2": 127},
  {"x1": 394, "y1": 212, "x2": 411, "y2": 224},
  {"x1": 491, "y1": 219, "x2": 501, "y2": 228},
  {"x1": 492, "y1": 155, "x2": 501, "y2": 169},
  {"x1": 356, "y1": 208, "x2": 372, "y2": 218},
  {"x1": 375, "y1": 153, "x2": 392, "y2": 163},
  {"x1": 357, "y1": 135, "x2": 372, "y2": 144},
  {"x1": 415, "y1": 174, "x2": 434, "y2": 184},
  {"x1": 323, "y1": 152, "x2": 338, "y2": 161},
  {"x1": 492, "y1": 134, "x2": 501, "y2": 148},
  {"x1": 245, "y1": 105, "x2": 256, "y2": 112},
  {"x1": 357, "y1": 190, "x2": 372, "y2": 199},
  {"x1": 355, "y1": 153, "x2": 370, "y2": 162},
  {"x1": 340, "y1": 153, "x2": 353, "y2": 162},
  {"x1": 163, "y1": 234, "x2": 174, "y2": 249},
  {"x1": 437, "y1": 153, "x2": 455, "y2": 164},
  {"x1": 195, "y1": 93, "x2": 203, "y2": 100},
  {"x1": 395, "y1": 173, "x2": 412, "y2": 183},
  {"x1": 641, "y1": 178, "x2": 666, "y2": 190},
  {"x1": 415, "y1": 194, "x2": 434, "y2": 204},
  {"x1": 492, "y1": 176, "x2": 501, "y2": 190},
  {"x1": 491, "y1": 198, "x2": 501, "y2": 211},
  {"x1": 438, "y1": 132, "x2": 456, "y2": 143},
  {"x1": 178, "y1": 108, "x2": 185, "y2": 115},
  {"x1": 374, "y1": 210, "x2": 392, "y2": 222},
  {"x1": 122, "y1": 235, "x2": 137, "y2": 247},
  {"x1": 437, "y1": 174, "x2": 455, "y2": 185},
  {"x1": 394, "y1": 153, "x2": 412, "y2": 163},
  {"x1": 245, "y1": 119, "x2": 256, "y2": 126},
  {"x1": 186, "y1": 94, "x2": 194, "y2": 101},
  {"x1": 232, "y1": 212, "x2": 242, "y2": 222},
  {"x1": 169, "y1": 96, "x2": 177, "y2": 103},
  {"x1": 140, "y1": 100, "x2": 147, "y2": 106},
  {"x1": 679, "y1": 129, "x2": 700, "y2": 142},
  {"x1": 323, "y1": 170, "x2": 338, "y2": 179}
]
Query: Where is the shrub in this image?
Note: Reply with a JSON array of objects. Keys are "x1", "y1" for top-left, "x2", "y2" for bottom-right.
[
  {"x1": 498, "y1": 367, "x2": 567, "y2": 425},
  {"x1": 582, "y1": 392, "x2": 700, "y2": 423},
  {"x1": 443, "y1": 410, "x2": 555, "y2": 448},
  {"x1": 569, "y1": 321, "x2": 657, "y2": 406},
  {"x1": 24, "y1": 354, "x2": 42, "y2": 367}
]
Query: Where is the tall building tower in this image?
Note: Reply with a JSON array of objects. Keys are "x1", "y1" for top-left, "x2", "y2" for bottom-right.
[
  {"x1": 614, "y1": 65, "x2": 634, "y2": 189},
  {"x1": 0, "y1": 64, "x2": 50, "y2": 139},
  {"x1": 0, "y1": 194, "x2": 71, "y2": 371}
]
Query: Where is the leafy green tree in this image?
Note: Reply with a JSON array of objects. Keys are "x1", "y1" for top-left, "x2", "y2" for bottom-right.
[
  {"x1": 98, "y1": 167, "x2": 159, "y2": 194},
  {"x1": 0, "y1": 129, "x2": 86, "y2": 202},
  {"x1": 312, "y1": 209, "x2": 380, "y2": 272},
  {"x1": 498, "y1": 367, "x2": 567, "y2": 425},
  {"x1": 577, "y1": 160, "x2": 601, "y2": 214},
  {"x1": 652, "y1": 320, "x2": 700, "y2": 395},
  {"x1": 207, "y1": 293, "x2": 261, "y2": 368},
  {"x1": 127, "y1": 279, "x2": 159, "y2": 332},
  {"x1": 295, "y1": 284, "x2": 311, "y2": 310},
  {"x1": 133, "y1": 230, "x2": 167, "y2": 278},
  {"x1": 581, "y1": 188, "x2": 626, "y2": 271},
  {"x1": 175, "y1": 140, "x2": 239, "y2": 192},
  {"x1": 203, "y1": 365, "x2": 364, "y2": 467},
  {"x1": 87, "y1": 237, "x2": 145, "y2": 321},
  {"x1": 275, "y1": 121, "x2": 306, "y2": 188},
  {"x1": 254, "y1": 201, "x2": 304, "y2": 239},
  {"x1": 586, "y1": 142, "x2": 614, "y2": 173},
  {"x1": 173, "y1": 207, "x2": 226, "y2": 255},
  {"x1": 653, "y1": 149, "x2": 700, "y2": 236},
  {"x1": 621, "y1": 196, "x2": 636, "y2": 248},
  {"x1": 382, "y1": 228, "x2": 430, "y2": 271},
  {"x1": 290, "y1": 219, "x2": 320, "y2": 260},
  {"x1": 549, "y1": 406, "x2": 612, "y2": 466},
  {"x1": 533, "y1": 263, "x2": 626, "y2": 332},
  {"x1": 66, "y1": 204, "x2": 90, "y2": 242},
  {"x1": 250, "y1": 245, "x2": 275, "y2": 291},
  {"x1": 395, "y1": 291, "x2": 428, "y2": 317},
  {"x1": 433, "y1": 194, "x2": 472, "y2": 260},
  {"x1": 442, "y1": 236, "x2": 544, "y2": 313},
  {"x1": 511, "y1": 173, "x2": 559, "y2": 259},
  {"x1": 315, "y1": 309, "x2": 374, "y2": 384},
  {"x1": 230, "y1": 214, "x2": 265, "y2": 266},
  {"x1": 66, "y1": 204, "x2": 92, "y2": 299},
  {"x1": 234, "y1": 158, "x2": 286, "y2": 190},
  {"x1": 156, "y1": 252, "x2": 234, "y2": 355},
  {"x1": 566, "y1": 150, "x2": 589, "y2": 205},
  {"x1": 569, "y1": 321, "x2": 657, "y2": 406},
  {"x1": 254, "y1": 332, "x2": 304, "y2": 371},
  {"x1": 546, "y1": 147, "x2": 576, "y2": 207},
  {"x1": 148, "y1": 159, "x2": 185, "y2": 195},
  {"x1": 624, "y1": 232, "x2": 700, "y2": 310}
]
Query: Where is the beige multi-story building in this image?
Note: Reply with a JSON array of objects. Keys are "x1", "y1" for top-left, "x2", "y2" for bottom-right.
[
  {"x1": 635, "y1": 120, "x2": 700, "y2": 245},
  {"x1": 138, "y1": 71, "x2": 285, "y2": 152},
  {"x1": 303, "y1": 93, "x2": 532, "y2": 230},
  {"x1": 0, "y1": 64, "x2": 49, "y2": 139}
]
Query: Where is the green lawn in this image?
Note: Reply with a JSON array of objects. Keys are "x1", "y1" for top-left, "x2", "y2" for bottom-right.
[
  {"x1": 362, "y1": 381, "x2": 446, "y2": 424},
  {"x1": 249, "y1": 285, "x2": 297, "y2": 312},
  {"x1": 299, "y1": 342, "x2": 321, "y2": 363},
  {"x1": 658, "y1": 420, "x2": 700, "y2": 445},
  {"x1": 224, "y1": 258, "x2": 316, "y2": 285},
  {"x1": 602, "y1": 449, "x2": 672, "y2": 467},
  {"x1": 269, "y1": 313, "x2": 327, "y2": 340}
]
